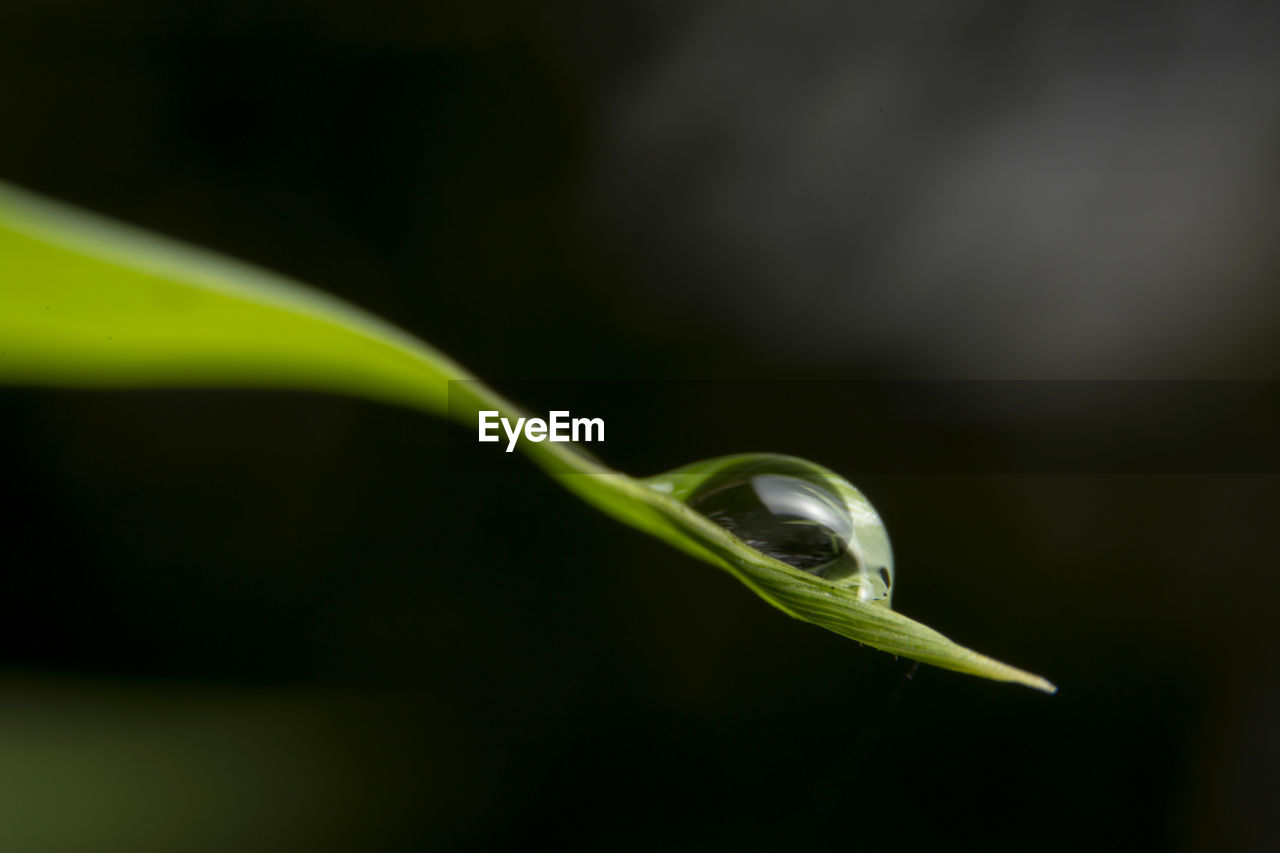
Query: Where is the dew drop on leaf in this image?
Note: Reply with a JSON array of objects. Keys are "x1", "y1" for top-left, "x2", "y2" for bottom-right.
[{"x1": 685, "y1": 456, "x2": 894, "y2": 603}]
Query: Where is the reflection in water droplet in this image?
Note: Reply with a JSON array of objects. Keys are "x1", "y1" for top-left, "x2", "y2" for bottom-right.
[{"x1": 685, "y1": 457, "x2": 893, "y2": 602}]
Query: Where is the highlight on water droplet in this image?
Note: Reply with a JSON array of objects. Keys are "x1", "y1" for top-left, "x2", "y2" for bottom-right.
[{"x1": 646, "y1": 454, "x2": 894, "y2": 604}]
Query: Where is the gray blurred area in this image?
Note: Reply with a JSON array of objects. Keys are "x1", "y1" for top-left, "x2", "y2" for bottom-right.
[
  {"x1": 582, "y1": 1, "x2": 1280, "y2": 377},
  {"x1": 0, "y1": 2, "x2": 1278, "y2": 852}
]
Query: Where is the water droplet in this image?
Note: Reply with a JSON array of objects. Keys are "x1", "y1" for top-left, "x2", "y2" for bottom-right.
[{"x1": 678, "y1": 455, "x2": 894, "y2": 603}]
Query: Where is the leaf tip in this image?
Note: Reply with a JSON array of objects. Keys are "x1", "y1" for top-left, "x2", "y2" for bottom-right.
[{"x1": 1024, "y1": 674, "x2": 1058, "y2": 695}]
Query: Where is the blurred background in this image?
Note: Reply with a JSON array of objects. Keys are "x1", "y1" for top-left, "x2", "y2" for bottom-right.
[{"x1": 1, "y1": 1, "x2": 1278, "y2": 850}]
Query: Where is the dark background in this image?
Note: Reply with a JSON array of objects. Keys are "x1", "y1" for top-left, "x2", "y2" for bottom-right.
[{"x1": 2, "y1": 2, "x2": 1278, "y2": 851}]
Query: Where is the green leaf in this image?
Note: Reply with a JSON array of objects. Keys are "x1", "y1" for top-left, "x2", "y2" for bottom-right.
[
  {"x1": 0, "y1": 181, "x2": 469, "y2": 412},
  {"x1": 0, "y1": 180, "x2": 1055, "y2": 693}
]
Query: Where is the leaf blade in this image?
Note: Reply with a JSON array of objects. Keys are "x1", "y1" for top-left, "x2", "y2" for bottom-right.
[
  {"x1": 0, "y1": 179, "x2": 1055, "y2": 693},
  {"x1": 0, "y1": 180, "x2": 468, "y2": 413}
]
